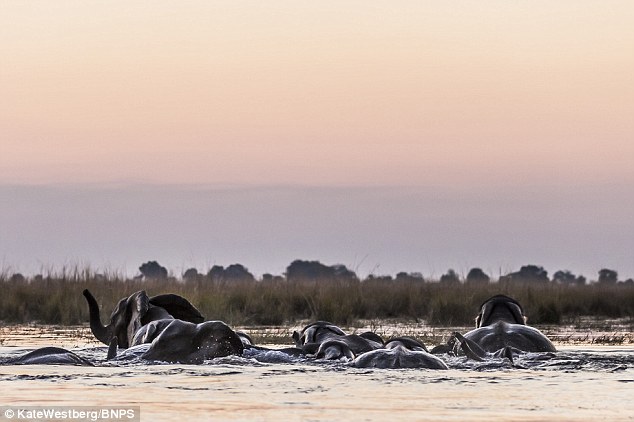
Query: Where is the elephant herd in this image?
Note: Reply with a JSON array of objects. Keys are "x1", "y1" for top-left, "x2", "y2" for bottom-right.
[{"x1": 1, "y1": 290, "x2": 556, "y2": 368}]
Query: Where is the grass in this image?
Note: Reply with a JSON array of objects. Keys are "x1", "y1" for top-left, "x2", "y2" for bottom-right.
[{"x1": 1, "y1": 270, "x2": 633, "y2": 329}]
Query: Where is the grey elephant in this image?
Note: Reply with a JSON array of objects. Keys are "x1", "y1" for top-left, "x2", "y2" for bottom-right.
[
  {"x1": 292, "y1": 321, "x2": 346, "y2": 346},
  {"x1": 453, "y1": 294, "x2": 556, "y2": 360},
  {"x1": 293, "y1": 321, "x2": 383, "y2": 356},
  {"x1": 353, "y1": 337, "x2": 448, "y2": 369},
  {"x1": 131, "y1": 319, "x2": 244, "y2": 364},
  {"x1": 314, "y1": 339, "x2": 356, "y2": 360},
  {"x1": 1, "y1": 347, "x2": 93, "y2": 366},
  {"x1": 234, "y1": 331, "x2": 305, "y2": 358},
  {"x1": 83, "y1": 289, "x2": 204, "y2": 349}
]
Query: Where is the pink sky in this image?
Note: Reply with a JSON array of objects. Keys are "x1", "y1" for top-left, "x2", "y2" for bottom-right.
[
  {"x1": 2, "y1": 1, "x2": 633, "y2": 187},
  {"x1": 1, "y1": 2, "x2": 633, "y2": 278}
]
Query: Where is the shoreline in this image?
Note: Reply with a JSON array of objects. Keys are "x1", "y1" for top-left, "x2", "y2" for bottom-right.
[{"x1": 1, "y1": 321, "x2": 632, "y2": 349}]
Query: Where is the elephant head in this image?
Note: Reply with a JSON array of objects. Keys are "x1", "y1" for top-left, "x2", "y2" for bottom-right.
[
  {"x1": 83, "y1": 289, "x2": 150, "y2": 349},
  {"x1": 2, "y1": 347, "x2": 94, "y2": 366},
  {"x1": 83, "y1": 289, "x2": 204, "y2": 349},
  {"x1": 292, "y1": 322, "x2": 384, "y2": 356},
  {"x1": 353, "y1": 338, "x2": 448, "y2": 369},
  {"x1": 141, "y1": 320, "x2": 244, "y2": 364},
  {"x1": 475, "y1": 294, "x2": 526, "y2": 327},
  {"x1": 292, "y1": 321, "x2": 346, "y2": 346},
  {"x1": 454, "y1": 295, "x2": 556, "y2": 356},
  {"x1": 385, "y1": 337, "x2": 428, "y2": 352},
  {"x1": 315, "y1": 340, "x2": 355, "y2": 360}
]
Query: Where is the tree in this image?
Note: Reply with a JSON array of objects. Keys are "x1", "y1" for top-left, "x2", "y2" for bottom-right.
[
  {"x1": 508, "y1": 265, "x2": 550, "y2": 283},
  {"x1": 394, "y1": 272, "x2": 424, "y2": 283},
  {"x1": 224, "y1": 264, "x2": 255, "y2": 282},
  {"x1": 10, "y1": 273, "x2": 26, "y2": 283},
  {"x1": 331, "y1": 264, "x2": 359, "y2": 282},
  {"x1": 501, "y1": 265, "x2": 549, "y2": 284},
  {"x1": 553, "y1": 270, "x2": 586, "y2": 285},
  {"x1": 285, "y1": 260, "x2": 358, "y2": 282},
  {"x1": 207, "y1": 265, "x2": 225, "y2": 282},
  {"x1": 553, "y1": 270, "x2": 575, "y2": 284},
  {"x1": 364, "y1": 274, "x2": 394, "y2": 283},
  {"x1": 206, "y1": 264, "x2": 255, "y2": 283},
  {"x1": 466, "y1": 268, "x2": 490, "y2": 284},
  {"x1": 182, "y1": 268, "x2": 201, "y2": 282},
  {"x1": 439, "y1": 269, "x2": 460, "y2": 284},
  {"x1": 139, "y1": 261, "x2": 168, "y2": 280},
  {"x1": 261, "y1": 273, "x2": 284, "y2": 283},
  {"x1": 286, "y1": 260, "x2": 334, "y2": 281},
  {"x1": 598, "y1": 268, "x2": 618, "y2": 284}
]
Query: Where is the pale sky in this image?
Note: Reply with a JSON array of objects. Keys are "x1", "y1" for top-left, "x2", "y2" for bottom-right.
[{"x1": 1, "y1": 2, "x2": 633, "y2": 278}]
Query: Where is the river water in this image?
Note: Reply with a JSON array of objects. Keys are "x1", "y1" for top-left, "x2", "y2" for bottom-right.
[{"x1": 0, "y1": 325, "x2": 632, "y2": 421}]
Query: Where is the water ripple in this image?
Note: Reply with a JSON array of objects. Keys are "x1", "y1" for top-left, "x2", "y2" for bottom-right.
[{"x1": 1, "y1": 346, "x2": 632, "y2": 374}]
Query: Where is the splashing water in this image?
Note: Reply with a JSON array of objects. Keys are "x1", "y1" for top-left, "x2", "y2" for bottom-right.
[{"x1": 0, "y1": 326, "x2": 632, "y2": 421}]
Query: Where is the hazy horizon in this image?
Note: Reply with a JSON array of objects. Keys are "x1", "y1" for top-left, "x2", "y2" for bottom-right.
[{"x1": 2, "y1": 182, "x2": 632, "y2": 280}]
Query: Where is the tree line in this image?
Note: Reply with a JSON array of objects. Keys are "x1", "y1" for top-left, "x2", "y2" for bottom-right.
[
  {"x1": 122, "y1": 260, "x2": 634, "y2": 286},
  {"x1": 6, "y1": 260, "x2": 632, "y2": 286}
]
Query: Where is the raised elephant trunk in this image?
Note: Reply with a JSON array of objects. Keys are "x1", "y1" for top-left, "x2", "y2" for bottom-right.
[{"x1": 83, "y1": 289, "x2": 113, "y2": 345}]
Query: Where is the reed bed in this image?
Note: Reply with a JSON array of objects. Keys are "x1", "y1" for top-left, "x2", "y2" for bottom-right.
[{"x1": 1, "y1": 271, "x2": 633, "y2": 328}]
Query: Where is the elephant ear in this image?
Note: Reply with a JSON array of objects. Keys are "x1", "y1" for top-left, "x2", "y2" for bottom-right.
[
  {"x1": 478, "y1": 302, "x2": 497, "y2": 327},
  {"x1": 507, "y1": 303, "x2": 526, "y2": 325},
  {"x1": 126, "y1": 291, "x2": 151, "y2": 347},
  {"x1": 292, "y1": 331, "x2": 301, "y2": 346},
  {"x1": 478, "y1": 295, "x2": 526, "y2": 327},
  {"x1": 475, "y1": 312, "x2": 483, "y2": 328},
  {"x1": 108, "y1": 291, "x2": 150, "y2": 349},
  {"x1": 131, "y1": 319, "x2": 174, "y2": 346},
  {"x1": 149, "y1": 294, "x2": 204, "y2": 323}
]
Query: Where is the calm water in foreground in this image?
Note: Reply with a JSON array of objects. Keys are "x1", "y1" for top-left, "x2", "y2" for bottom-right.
[{"x1": 0, "y1": 325, "x2": 632, "y2": 421}]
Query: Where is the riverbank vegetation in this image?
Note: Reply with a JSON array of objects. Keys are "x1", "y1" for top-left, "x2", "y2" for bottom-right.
[{"x1": 1, "y1": 261, "x2": 633, "y2": 327}]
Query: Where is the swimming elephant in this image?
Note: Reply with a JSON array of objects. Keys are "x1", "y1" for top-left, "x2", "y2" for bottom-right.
[
  {"x1": 292, "y1": 321, "x2": 346, "y2": 346},
  {"x1": 315, "y1": 339, "x2": 356, "y2": 360},
  {"x1": 353, "y1": 338, "x2": 448, "y2": 369},
  {"x1": 454, "y1": 294, "x2": 556, "y2": 358},
  {"x1": 129, "y1": 318, "x2": 175, "y2": 347},
  {"x1": 130, "y1": 322, "x2": 303, "y2": 362},
  {"x1": 235, "y1": 331, "x2": 305, "y2": 358},
  {"x1": 237, "y1": 331, "x2": 255, "y2": 347},
  {"x1": 83, "y1": 289, "x2": 204, "y2": 349},
  {"x1": 1, "y1": 347, "x2": 94, "y2": 366},
  {"x1": 293, "y1": 321, "x2": 383, "y2": 356},
  {"x1": 135, "y1": 319, "x2": 244, "y2": 364}
]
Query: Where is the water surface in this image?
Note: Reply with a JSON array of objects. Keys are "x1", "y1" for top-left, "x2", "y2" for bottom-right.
[{"x1": 0, "y1": 326, "x2": 632, "y2": 421}]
